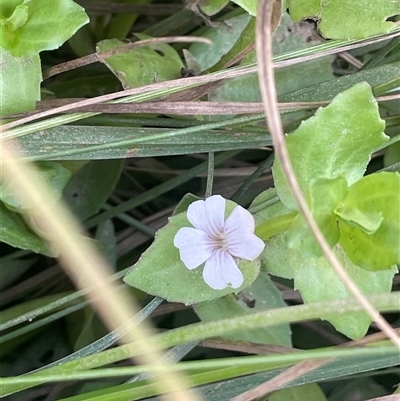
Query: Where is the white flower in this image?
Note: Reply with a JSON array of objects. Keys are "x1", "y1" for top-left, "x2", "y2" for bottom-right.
[{"x1": 173, "y1": 195, "x2": 265, "y2": 290}]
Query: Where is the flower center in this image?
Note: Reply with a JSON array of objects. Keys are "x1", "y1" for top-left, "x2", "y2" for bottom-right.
[{"x1": 212, "y1": 233, "x2": 229, "y2": 252}]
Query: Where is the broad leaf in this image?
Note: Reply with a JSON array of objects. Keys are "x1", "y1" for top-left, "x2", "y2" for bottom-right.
[
  {"x1": 273, "y1": 82, "x2": 388, "y2": 210},
  {"x1": 336, "y1": 172, "x2": 400, "y2": 270},
  {"x1": 189, "y1": 13, "x2": 252, "y2": 72},
  {"x1": 0, "y1": 202, "x2": 53, "y2": 256},
  {"x1": 288, "y1": 176, "x2": 348, "y2": 256},
  {"x1": 200, "y1": 0, "x2": 229, "y2": 16},
  {"x1": 293, "y1": 245, "x2": 397, "y2": 339},
  {"x1": 0, "y1": 50, "x2": 41, "y2": 115},
  {"x1": 194, "y1": 272, "x2": 291, "y2": 346},
  {"x1": 123, "y1": 200, "x2": 260, "y2": 305},
  {"x1": 1, "y1": 0, "x2": 89, "y2": 56},
  {"x1": 97, "y1": 36, "x2": 183, "y2": 89},
  {"x1": 288, "y1": 0, "x2": 399, "y2": 39}
]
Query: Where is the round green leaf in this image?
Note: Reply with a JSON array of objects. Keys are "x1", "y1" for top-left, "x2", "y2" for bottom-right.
[
  {"x1": 337, "y1": 172, "x2": 400, "y2": 270},
  {"x1": 123, "y1": 200, "x2": 260, "y2": 305},
  {"x1": 1, "y1": 0, "x2": 89, "y2": 56},
  {"x1": 273, "y1": 82, "x2": 388, "y2": 211}
]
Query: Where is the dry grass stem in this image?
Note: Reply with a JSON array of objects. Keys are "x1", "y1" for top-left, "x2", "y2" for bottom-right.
[
  {"x1": 3, "y1": 29, "x2": 399, "y2": 134},
  {"x1": 255, "y1": 0, "x2": 400, "y2": 368},
  {"x1": 0, "y1": 139, "x2": 202, "y2": 401}
]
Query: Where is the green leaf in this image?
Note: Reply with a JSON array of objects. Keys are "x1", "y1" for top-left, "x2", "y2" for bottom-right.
[
  {"x1": 189, "y1": 13, "x2": 252, "y2": 72},
  {"x1": 384, "y1": 141, "x2": 400, "y2": 171},
  {"x1": 293, "y1": 245, "x2": 397, "y2": 339},
  {"x1": 335, "y1": 207, "x2": 383, "y2": 234},
  {"x1": 0, "y1": 161, "x2": 71, "y2": 211},
  {"x1": 62, "y1": 160, "x2": 124, "y2": 221},
  {"x1": 0, "y1": 202, "x2": 53, "y2": 256},
  {"x1": 172, "y1": 193, "x2": 202, "y2": 216},
  {"x1": 230, "y1": 0, "x2": 258, "y2": 16},
  {"x1": 336, "y1": 172, "x2": 400, "y2": 270},
  {"x1": 1, "y1": 0, "x2": 89, "y2": 56},
  {"x1": 0, "y1": 49, "x2": 41, "y2": 114},
  {"x1": 123, "y1": 200, "x2": 260, "y2": 305},
  {"x1": 194, "y1": 272, "x2": 292, "y2": 346},
  {"x1": 288, "y1": 176, "x2": 348, "y2": 256},
  {"x1": 273, "y1": 82, "x2": 388, "y2": 210},
  {"x1": 211, "y1": 16, "x2": 256, "y2": 72},
  {"x1": 250, "y1": 188, "x2": 295, "y2": 279},
  {"x1": 270, "y1": 383, "x2": 327, "y2": 401},
  {"x1": 288, "y1": 0, "x2": 399, "y2": 39},
  {"x1": 1, "y1": 4, "x2": 28, "y2": 31},
  {"x1": 200, "y1": 0, "x2": 229, "y2": 16},
  {"x1": 97, "y1": 36, "x2": 184, "y2": 89}
]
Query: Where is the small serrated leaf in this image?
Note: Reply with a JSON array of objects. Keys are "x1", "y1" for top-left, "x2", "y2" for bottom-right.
[{"x1": 273, "y1": 82, "x2": 388, "y2": 211}]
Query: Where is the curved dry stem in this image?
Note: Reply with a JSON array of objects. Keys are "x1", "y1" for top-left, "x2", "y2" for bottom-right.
[{"x1": 255, "y1": 0, "x2": 400, "y2": 350}]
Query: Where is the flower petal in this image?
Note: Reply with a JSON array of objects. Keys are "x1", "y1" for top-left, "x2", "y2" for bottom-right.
[
  {"x1": 174, "y1": 227, "x2": 214, "y2": 269},
  {"x1": 203, "y1": 249, "x2": 244, "y2": 290},
  {"x1": 224, "y1": 206, "x2": 265, "y2": 260},
  {"x1": 187, "y1": 195, "x2": 225, "y2": 237}
]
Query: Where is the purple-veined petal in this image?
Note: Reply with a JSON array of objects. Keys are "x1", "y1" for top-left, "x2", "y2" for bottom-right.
[
  {"x1": 187, "y1": 195, "x2": 225, "y2": 237},
  {"x1": 225, "y1": 205, "x2": 255, "y2": 232},
  {"x1": 224, "y1": 206, "x2": 265, "y2": 260},
  {"x1": 203, "y1": 249, "x2": 243, "y2": 290},
  {"x1": 174, "y1": 227, "x2": 214, "y2": 269}
]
